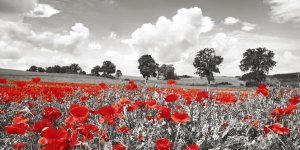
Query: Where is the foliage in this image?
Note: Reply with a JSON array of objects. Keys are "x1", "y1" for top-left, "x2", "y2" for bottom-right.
[
  {"x1": 138, "y1": 55, "x2": 159, "y2": 80},
  {"x1": 91, "y1": 65, "x2": 101, "y2": 76},
  {"x1": 240, "y1": 47, "x2": 276, "y2": 83},
  {"x1": 193, "y1": 48, "x2": 224, "y2": 84},
  {"x1": 115, "y1": 70, "x2": 122, "y2": 79},
  {"x1": 37, "y1": 67, "x2": 45, "y2": 73},
  {"x1": 158, "y1": 64, "x2": 177, "y2": 80},
  {"x1": 44, "y1": 64, "x2": 84, "y2": 74},
  {"x1": 27, "y1": 65, "x2": 38, "y2": 72},
  {"x1": 99, "y1": 61, "x2": 116, "y2": 75}
]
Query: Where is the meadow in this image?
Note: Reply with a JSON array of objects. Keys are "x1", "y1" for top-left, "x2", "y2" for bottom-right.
[{"x1": 0, "y1": 74, "x2": 299, "y2": 150}]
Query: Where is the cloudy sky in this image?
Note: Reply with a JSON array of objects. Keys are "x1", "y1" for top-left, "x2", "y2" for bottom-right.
[{"x1": 0, "y1": 0, "x2": 300, "y2": 76}]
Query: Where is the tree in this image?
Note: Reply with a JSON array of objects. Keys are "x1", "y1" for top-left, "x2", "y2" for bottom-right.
[
  {"x1": 67, "y1": 64, "x2": 82, "y2": 74},
  {"x1": 91, "y1": 65, "x2": 101, "y2": 76},
  {"x1": 239, "y1": 47, "x2": 276, "y2": 83},
  {"x1": 164, "y1": 65, "x2": 176, "y2": 80},
  {"x1": 158, "y1": 64, "x2": 176, "y2": 80},
  {"x1": 138, "y1": 55, "x2": 159, "y2": 81},
  {"x1": 116, "y1": 70, "x2": 122, "y2": 79},
  {"x1": 193, "y1": 48, "x2": 224, "y2": 85},
  {"x1": 37, "y1": 67, "x2": 45, "y2": 73},
  {"x1": 99, "y1": 61, "x2": 116, "y2": 75},
  {"x1": 27, "y1": 65, "x2": 38, "y2": 72},
  {"x1": 157, "y1": 64, "x2": 167, "y2": 80},
  {"x1": 52, "y1": 65, "x2": 61, "y2": 73}
]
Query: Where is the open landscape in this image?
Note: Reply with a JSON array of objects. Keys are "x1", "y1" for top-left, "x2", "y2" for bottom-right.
[{"x1": 1, "y1": 0, "x2": 300, "y2": 150}]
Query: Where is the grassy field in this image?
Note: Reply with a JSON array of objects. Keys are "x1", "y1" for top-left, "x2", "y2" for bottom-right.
[{"x1": 0, "y1": 68, "x2": 245, "y2": 89}]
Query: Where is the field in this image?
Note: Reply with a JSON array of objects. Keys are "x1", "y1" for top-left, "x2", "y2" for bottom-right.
[{"x1": 1, "y1": 70, "x2": 300, "y2": 150}]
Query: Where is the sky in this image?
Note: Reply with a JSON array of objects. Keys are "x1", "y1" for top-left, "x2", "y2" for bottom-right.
[{"x1": 0, "y1": 0, "x2": 300, "y2": 76}]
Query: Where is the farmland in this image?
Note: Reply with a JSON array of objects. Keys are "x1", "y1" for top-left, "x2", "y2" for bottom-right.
[{"x1": 0, "y1": 74, "x2": 299, "y2": 149}]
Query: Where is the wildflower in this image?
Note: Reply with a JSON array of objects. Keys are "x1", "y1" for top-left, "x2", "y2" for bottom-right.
[
  {"x1": 5, "y1": 123, "x2": 29, "y2": 135},
  {"x1": 13, "y1": 142, "x2": 26, "y2": 149},
  {"x1": 165, "y1": 94, "x2": 179, "y2": 102},
  {"x1": 256, "y1": 84, "x2": 269, "y2": 97},
  {"x1": 70, "y1": 104, "x2": 89, "y2": 123},
  {"x1": 117, "y1": 126, "x2": 130, "y2": 134},
  {"x1": 171, "y1": 111, "x2": 190, "y2": 124},
  {"x1": 113, "y1": 143, "x2": 127, "y2": 150},
  {"x1": 167, "y1": 80, "x2": 176, "y2": 85},
  {"x1": 31, "y1": 77, "x2": 41, "y2": 83},
  {"x1": 43, "y1": 106, "x2": 62, "y2": 122},
  {"x1": 185, "y1": 144, "x2": 199, "y2": 150},
  {"x1": 156, "y1": 138, "x2": 172, "y2": 150}
]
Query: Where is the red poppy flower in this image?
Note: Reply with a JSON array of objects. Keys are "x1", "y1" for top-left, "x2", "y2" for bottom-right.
[
  {"x1": 99, "y1": 130, "x2": 109, "y2": 142},
  {"x1": 256, "y1": 84, "x2": 269, "y2": 97},
  {"x1": 117, "y1": 126, "x2": 130, "y2": 134},
  {"x1": 113, "y1": 143, "x2": 127, "y2": 150},
  {"x1": 215, "y1": 92, "x2": 236, "y2": 105},
  {"x1": 165, "y1": 94, "x2": 179, "y2": 102},
  {"x1": 167, "y1": 80, "x2": 176, "y2": 85},
  {"x1": 33, "y1": 119, "x2": 53, "y2": 133},
  {"x1": 156, "y1": 105, "x2": 171, "y2": 120},
  {"x1": 98, "y1": 105, "x2": 116, "y2": 116},
  {"x1": 69, "y1": 130, "x2": 81, "y2": 147},
  {"x1": 146, "y1": 99, "x2": 157, "y2": 108},
  {"x1": 43, "y1": 106, "x2": 62, "y2": 122},
  {"x1": 186, "y1": 144, "x2": 199, "y2": 150},
  {"x1": 118, "y1": 97, "x2": 131, "y2": 106},
  {"x1": 70, "y1": 104, "x2": 89, "y2": 123},
  {"x1": 264, "y1": 123, "x2": 289, "y2": 136},
  {"x1": 289, "y1": 96, "x2": 300, "y2": 105},
  {"x1": 31, "y1": 77, "x2": 41, "y2": 83},
  {"x1": 39, "y1": 127, "x2": 69, "y2": 145},
  {"x1": 99, "y1": 82, "x2": 108, "y2": 89},
  {"x1": 196, "y1": 91, "x2": 208, "y2": 103},
  {"x1": 15, "y1": 81, "x2": 27, "y2": 87},
  {"x1": 156, "y1": 138, "x2": 172, "y2": 150},
  {"x1": 5, "y1": 123, "x2": 29, "y2": 135},
  {"x1": 80, "y1": 96, "x2": 89, "y2": 103},
  {"x1": 13, "y1": 116, "x2": 29, "y2": 125},
  {"x1": 171, "y1": 111, "x2": 190, "y2": 124},
  {"x1": 13, "y1": 142, "x2": 26, "y2": 149},
  {"x1": 0, "y1": 78, "x2": 7, "y2": 84},
  {"x1": 126, "y1": 80, "x2": 137, "y2": 90}
]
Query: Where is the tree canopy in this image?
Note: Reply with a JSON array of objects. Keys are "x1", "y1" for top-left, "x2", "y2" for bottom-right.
[
  {"x1": 193, "y1": 48, "x2": 223, "y2": 85},
  {"x1": 99, "y1": 60, "x2": 116, "y2": 75},
  {"x1": 239, "y1": 47, "x2": 276, "y2": 83},
  {"x1": 138, "y1": 55, "x2": 159, "y2": 80}
]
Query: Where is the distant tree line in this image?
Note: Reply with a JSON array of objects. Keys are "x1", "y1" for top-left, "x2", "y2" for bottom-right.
[{"x1": 27, "y1": 47, "x2": 276, "y2": 86}]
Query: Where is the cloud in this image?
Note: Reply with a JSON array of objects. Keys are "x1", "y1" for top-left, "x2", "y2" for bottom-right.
[
  {"x1": 0, "y1": 0, "x2": 36, "y2": 14},
  {"x1": 241, "y1": 22, "x2": 257, "y2": 31},
  {"x1": 26, "y1": 4, "x2": 60, "y2": 18},
  {"x1": 0, "y1": 18, "x2": 99, "y2": 61},
  {"x1": 224, "y1": 17, "x2": 240, "y2": 25},
  {"x1": 123, "y1": 7, "x2": 214, "y2": 63},
  {"x1": 265, "y1": 0, "x2": 300, "y2": 24}
]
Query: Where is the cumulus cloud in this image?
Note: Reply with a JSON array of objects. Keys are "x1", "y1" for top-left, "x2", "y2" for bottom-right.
[
  {"x1": 224, "y1": 17, "x2": 240, "y2": 25},
  {"x1": 123, "y1": 7, "x2": 214, "y2": 63},
  {"x1": 241, "y1": 22, "x2": 257, "y2": 31},
  {"x1": 0, "y1": 18, "x2": 99, "y2": 61},
  {"x1": 26, "y1": 4, "x2": 60, "y2": 18},
  {"x1": 265, "y1": 0, "x2": 300, "y2": 24}
]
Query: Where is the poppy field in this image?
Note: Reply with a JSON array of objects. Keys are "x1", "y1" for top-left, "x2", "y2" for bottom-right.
[{"x1": 0, "y1": 77, "x2": 300, "y2": 150}]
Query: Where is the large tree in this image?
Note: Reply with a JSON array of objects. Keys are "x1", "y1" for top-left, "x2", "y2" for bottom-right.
[
  {"x1": 67, "y1": 63, "x2": 82, "y2": 74},
  {"x1": 138, "y1": 55, "x2": 159, "y2": 81},
  {"x1": 100, "y1": 61, "x2": 116, "y2": 75},
  {"x1": 158, "y1": 64, "x2": 176, "y2": 80},
  {"x1": 91, "y1": 65, "x2": 101, "y2": 76},
  {"x1": 239, "y1": 47, "x2": 276, "y2": 83},
  {"x1": 193, "y1": 48, "x2": 223, "y2": 85}
]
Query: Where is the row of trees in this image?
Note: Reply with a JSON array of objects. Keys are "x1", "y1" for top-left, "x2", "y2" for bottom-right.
[
  {"x1": 27, "y1": 62, "x2": 123, "y2": 79},
  {"x1": 27, "y1": 64, "x2": 86, "y2": 75},
  {"x1": 137, "y1": 47, "x2": 276, "y2": 85}
]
